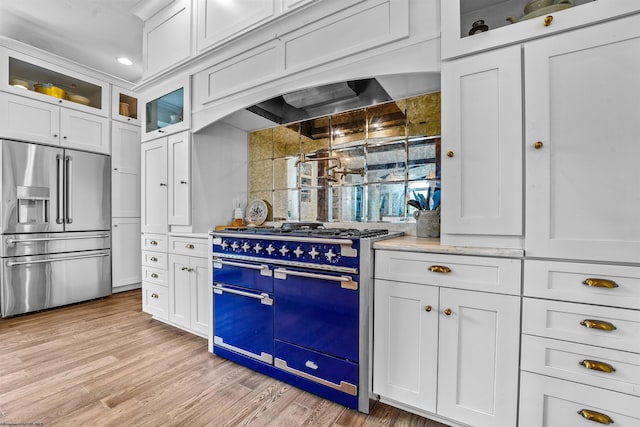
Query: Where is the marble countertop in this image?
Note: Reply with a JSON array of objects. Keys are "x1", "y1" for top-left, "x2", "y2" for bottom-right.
[{"x1": 373, "y1": 236, "x2": 524, "y2": 258}]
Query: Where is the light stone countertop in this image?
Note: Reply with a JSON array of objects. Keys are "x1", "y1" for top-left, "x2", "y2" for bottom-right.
[
  {"x1": 373, "y1": 235, "x2": 524, "y2": 258},
  {"x1": 169, "y1": 232, "x2": 209, "y2": 239}
]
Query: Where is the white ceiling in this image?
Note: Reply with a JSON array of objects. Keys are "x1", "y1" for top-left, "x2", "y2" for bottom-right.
[{"x1": 0, "y1": 0, "x2": 146, "y2": 84}]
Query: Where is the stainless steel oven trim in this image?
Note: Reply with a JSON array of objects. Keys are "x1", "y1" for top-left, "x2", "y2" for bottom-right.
[
  {"x1": 212, "y1": 253, "x2": 358, "y2": 275},
  {"x1": 6, "y1": 252, "x2": 109, "y2": 267},
  {"x1": 5, "y1": 234, "x2": 110, "y2": 244},
  {"x1": 213, "y1": 234, "x2": 357, "y2": 257},
  {"x1": 273, "y1": 268, "x2": 358, "y2": 290},
  {"x1": 212, "y1": 259, "x2": 272, "y2": 276},
  {"x1": 212, "y1": 284, "x2": 273, "y2": 305},
  {"x1": 214, "y1": 336, "x2": 273, "y2": 364},
  {"x1": 274, "y1": 358, "x2": 357, "y2": 396}
]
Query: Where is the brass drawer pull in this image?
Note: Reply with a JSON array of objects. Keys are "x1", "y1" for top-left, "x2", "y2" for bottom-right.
[
  {"x1": 428, "y1": 265, "x2": 451, "y2": 273},
  {"x1": 150, "y1": 273, "x2": 159, "y2": 279},
  {"x1": 543, "y1": 15, "x2": 553, "y2": 27},
  {"x1": 534, "y1": 141, "x2": 544, "y2": 149},
  {"x1": 580, "y1": 319, "x2": 616, "y2": 331},
  {"x1": 577, "y1": 409, "x2": 613, "y2": 425},
  {"x1": 446, "y1": 151, "x2": 454, "y2": 158},
  {"x1": 579, "y1": 360, "x2": 616, "y2": 373},
  {"x1": 186, "y1": 244, "x2": 195, "y2": 249},
  {"x1": 582, "y1": 278, "x2": 618, "y2": 289},
  {"x1": 424, "y1": 305, "x2": 432, "y2": 312},
  {"x1": 444, "y1": 308, "x2": 452, "y2": 316}
]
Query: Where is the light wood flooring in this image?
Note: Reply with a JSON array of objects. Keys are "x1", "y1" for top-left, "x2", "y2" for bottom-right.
[{"x1": 0, "y1": 290, "x2": 449, "y2": 426}]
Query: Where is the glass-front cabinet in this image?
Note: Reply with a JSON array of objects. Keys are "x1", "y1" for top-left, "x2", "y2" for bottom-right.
[
  {"x1": 0, "y1": 48, "x2": 110, "y2": 116},
  {"x1": 141, "y1": 76, "x2": 190, "y2": 142},
  {"x1": 442, "y1": 0, "x2": 640, "y2": 59},
  {"x1": 112, "y1": 86, "x2": 139, "y2": 125}
]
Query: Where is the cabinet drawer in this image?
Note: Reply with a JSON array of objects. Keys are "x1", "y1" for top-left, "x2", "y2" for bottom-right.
[
  {"x1": 375, "y1": 250, "x2": 521, "y2": 295},
  {"x1": 142, "y1": 250, "x2": 168, "y2": 270},
  {"x1": 519, "y1": 372, "x2": 640, "y2": 427},
  {"x1": 141, "y1": 233, "x2": 167, "y2": 252},
  {"x1": 142, "y1": 266, "x2": 168, "y2": 286},
  {"x1": 142, "y1": 282, "x2": 168, "y2": 320},
  {"x1": 524, "y1": 260, "x2": 640, "y2": 310},
  {"x1": 521, "y1": 334, "x2": 640, "y2": 397},
  {"x1": 522, "y1": 298, "x2": 640, "y2": 353},
  {"x1": 168, "y1": 235, "x2": 208, "y2": 257}
]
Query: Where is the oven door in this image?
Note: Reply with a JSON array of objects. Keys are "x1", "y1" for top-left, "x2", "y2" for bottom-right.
[
  {"x1": 212, "y1": 257, "x2": 272, "y2": 292},
  {"x1": 213, "y1": 283, "x2": 274, "y2": 364},
  {"x1": 273, "y1": 267, "x2": 359, "y2": 361}
]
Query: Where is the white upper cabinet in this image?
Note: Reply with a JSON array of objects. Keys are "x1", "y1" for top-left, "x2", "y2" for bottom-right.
[
  {"x1": 441, "y1": 45, "x2": 522, "y2": 247},
  {"x1": 441, "y1": 0, "x2": 640, "y2": 59},
  {"x1": 167, "y1": 131, "x2": 191, "y2": 225},
  {"x1": 143, "y1": 0, "x2": 194, "y2": 78},
  {"x1": 112, "y1": 121, "x2": 141, "y2": 217},
  {"x1": 283, "y1": 0, "x2": 316, "y2": 11},
  {"x1": 112, "y1": 86, "x2": 140, "y2": 126},
  {"x1": 141, "y1": 138, "x2": 169, "y2": 234},
  {"x1": 197, "y1": 0, "x2": 277, "y2": 53},
  {"x1": 525, "y1": 14, "x2": 640, "y2": 263},
  {"x1": 141, "y1": 75, "x2": 190, "y2": 142}
]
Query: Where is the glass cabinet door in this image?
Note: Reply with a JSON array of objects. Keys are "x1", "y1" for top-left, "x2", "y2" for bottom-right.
[{"x1": 141, "y1": 76, "x2": 190, "y2": 142}]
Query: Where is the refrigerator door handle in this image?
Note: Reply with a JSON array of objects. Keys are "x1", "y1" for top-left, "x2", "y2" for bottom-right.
[
  {"x1": 56, "y1": 154, "x2": 64, "y2": 224},
  {"x1": 5, "y1": 234, "x2": 110, "y2": 245},
  {"x1": 6, "y1": 252, "x2": 109, "y2": 267},
  {"x1": 65, "y1": 155, "x2": 73, "y2": 224}
]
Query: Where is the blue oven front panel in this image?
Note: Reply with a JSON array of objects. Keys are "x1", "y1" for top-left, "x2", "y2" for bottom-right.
[
  {"x1": 273, "y1": 267, "x2": 359, "y2": 362},
  {"x1": 212, "y1": 258, "x2": 273, "y2": 293}
]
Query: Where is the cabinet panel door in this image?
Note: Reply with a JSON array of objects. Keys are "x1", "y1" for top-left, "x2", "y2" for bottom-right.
[
  {"x1": 525, "y1": 17, "x2": 640, "y2": 263},
  {"x1": 143, "y1": 0, "x2": 192, "y2": 77},
  {"x1": 141, "y1": 139, "x2": 168, "y2": 233},
  {"x1": 168, "y1": 253, "x2": 190, "y2": 328},
  {"x1": 437, "y1": 289, "x2": 520, "y2": 427},
  {"x1": 60, "y1": 108, "x2": 110, "y2": 154},
  {"x1": 190, "y1": 256, "x2": 209, "y2": 336},
  {"x1": 0, "y1": 92, "x2": 60, "y2": 145},
  {"x1": 112, "y1": 218, "x2": 142, "y2": 289},
  {"x1": 168, "y1": 132, "x2": 191, "y2": 225},
  {"x1": 441, "y1": 45, "x2": 522, "y2": 237},
  {"x1": 112, "y1": 122, "x2": 141, "y2": 217},
  {"x1": 373, "y1": 279, "x2": 439, "y2": 412}
]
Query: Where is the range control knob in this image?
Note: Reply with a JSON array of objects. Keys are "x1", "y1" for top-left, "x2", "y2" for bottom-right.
[
  {"x1": 309, "y1": 246, "x2": 320, "y2": 259},
  {"x1": 254, "y1": 242, "x2": 263, "y2": 253},
  {"x1": 279, "y1": 244, "x2": 290, "y2": 256},
  {"x1": 221, "y1": 240, "x2": 229, "y2": 249},
  {"x1": 325, "y1": 248, "x2": 337, "y2": 262},
  {"x1": 293, "y1": 246, "x2": 305, "y2": 258},
  {"x1": 231, "y1": 241, "x2": 240, "y2": 250},
  {"x1": 266, "y1": 244, "x2": 276, "y2": 255},
  {"x1": 241, "y1": 242, "x2": 252, "y2": 252}
]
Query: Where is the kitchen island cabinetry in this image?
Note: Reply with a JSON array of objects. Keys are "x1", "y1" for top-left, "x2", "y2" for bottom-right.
[
  {"x1": 373, "y1": 250, "x2": 521, "y2": 427},
  {"x1": 0, "y1": 91, "x2": 109, "y2": 153}
]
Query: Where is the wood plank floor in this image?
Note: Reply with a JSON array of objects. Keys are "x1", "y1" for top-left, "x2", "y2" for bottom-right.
[{"x1": 0, "y1": 290, "x2": 449, "y2": 426}]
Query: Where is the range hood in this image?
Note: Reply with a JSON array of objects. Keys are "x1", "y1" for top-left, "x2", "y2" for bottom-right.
[{"x1": 246, "y1": 78, "x2": 393, "y2": 126}]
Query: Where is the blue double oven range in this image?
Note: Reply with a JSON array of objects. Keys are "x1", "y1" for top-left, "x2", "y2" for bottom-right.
[{"x1": 210, "y1": 223, "x2": 396, "y2": 412}]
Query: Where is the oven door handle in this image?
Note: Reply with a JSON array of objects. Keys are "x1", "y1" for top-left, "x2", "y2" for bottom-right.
[
  {"x1": 273, "y1": 268, "x2": 358, "y2": 290},
  {"x1": 212, "y1": 284, "x2": 273, "y2": 305},
  {"x1": 212, "y1": 259, "x2": 272, "y2": 277}
]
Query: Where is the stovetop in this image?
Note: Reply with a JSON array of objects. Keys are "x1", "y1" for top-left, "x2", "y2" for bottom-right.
[{"x1": 219, "y1": 222, "x2": 389, "y2": 239}]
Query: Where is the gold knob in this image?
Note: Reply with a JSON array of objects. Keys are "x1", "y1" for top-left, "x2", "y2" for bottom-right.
[
  {"x1": 544, "y1": 15, "x2": 553, "y2": 26},
  {"x1": 444, "y1": 308, "x2": 452, "y2": 316},
  {"x1": 580, "y1": 319, "x2": 616, "y2": 331},
  {"x1": 151, "y1": 273, "x2": 158, "y2": 279},
  {"x1": 186, "y1": 244, "x2": 195, "y2": 249},
  {"x1": 534, "y1": 141, "x2": 544, "y2": 149},
  {"x1": 447, "y1": 151, "x2": 454, "y2": 158},
  {"x1": 582, "y1": 278, "x2": 618, "y2": 289},
  {"x1": 424, "y1": 305, "x2": 432, "y2": 312},
  {"x1": 429, "y1": 265, "x2": 452, "y2": 273},
  {"x1": 577, "y1": 409, "x2": 613, "y2": 425},
  {"x1": 151, "y1": 293, "x2": 159, "y2": 299},
  {"x1": 579, "y1": 360, "x2": 616, "y2": 373}
]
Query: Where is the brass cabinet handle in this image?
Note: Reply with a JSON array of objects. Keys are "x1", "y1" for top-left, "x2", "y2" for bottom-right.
[
  {"x1": 582, "y1": 278, "x2": 618, "y2": 289},
  {"x1": 151, "y1": 293, "x2": 159, "y2": 299},
  {"x1": 428, "y1": 265, "x2": 451, "y2": 273},
  {"x1": 424, "y1": 305, "x2": 432, "y2": 312},
  {"x1": 544, "y1": 15, "x2": 553, "y2": 27},
  {"x1": 577, "y1": 409, "x2": 614, "y2": 425},
  {"x1": 579, "y1": 360, "x2": 616, "y2": 373},
  {"x1": 534, "y1": 141, "x2": 544, "y2": 149},
  {"x1": 580, "y1": 319, "x2": 617, "y2": 331},
  {"x1": 186, "y1": 244, "x2": 195, "y2": 249},
  {"x1": 444, "y1": 308, "x2": 452, "y2": 316},
  {"x1": 150, "y1": 240, "x2": 158, "y2": 246},
  {"x1": 150, "y1": 257, "x2": 158, "y2": 262},
  {"x1": 150, "y1": 273, "x2": 159, "y2": 279},
  {"x1": 446, "y1": 151, "x2": 454, "y2": 158}
]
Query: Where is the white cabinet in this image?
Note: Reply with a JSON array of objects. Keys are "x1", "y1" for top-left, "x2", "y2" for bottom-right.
[
  {"x1": 374, "y1": 251, "x2": 521, "y2": 427},
  {"x1": 142, "y1": 233, "x2": 169, "y2": 321},
  {"x1": 112, "y1": 218, "x2": 142, "y2": 291},
  {"x1": 112, "y1": 86, "x2": 139, "y2": 125},
  {"x1": 141, "y1": 132, "x2": 191, "y2": 233},
  {"x1": 112, "y1": 121, "x2": 141, "y2": 217},
  {"x1": 141, "y1": 75, "x2": 190, "y2": 142},
  {"x1": 524, "y1": 15, "x2": 640, "y2": 263},
  {"x1": 441, "y1": 0, "x2": 640, "y2": 59},
  {"x1": 441, "y1": 45, "x2": 522, "y2": 248},
  {"x1": 0, "y1": 91, "x2": 109, "y2": 153},
  {"x1": 142, "y1": 0, "x2": 193, "y2": 78}
]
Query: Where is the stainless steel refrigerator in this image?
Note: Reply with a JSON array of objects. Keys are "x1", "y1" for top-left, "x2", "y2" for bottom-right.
[{"x1": 0, "y1": 139, "x2": 111, "y2": 317}]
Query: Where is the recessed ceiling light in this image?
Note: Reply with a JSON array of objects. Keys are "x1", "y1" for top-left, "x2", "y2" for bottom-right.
[{"x1": 117, "y1": 57, "x2": 133, "y2": 66}]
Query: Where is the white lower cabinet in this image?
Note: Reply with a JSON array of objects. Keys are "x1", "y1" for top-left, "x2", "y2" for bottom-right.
[
  {"x1": 112, "y1": 218, "x2": 141, "y2": 291},
  {"x1": 142, "y1": 282, "x2": 169, "y2": 319},
  {"x1": 374, "y1": 251, "x2": 521, "y2": 427},
  {"x1": 141, "y1": 232, "x2": 168, "y2": 321}
]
